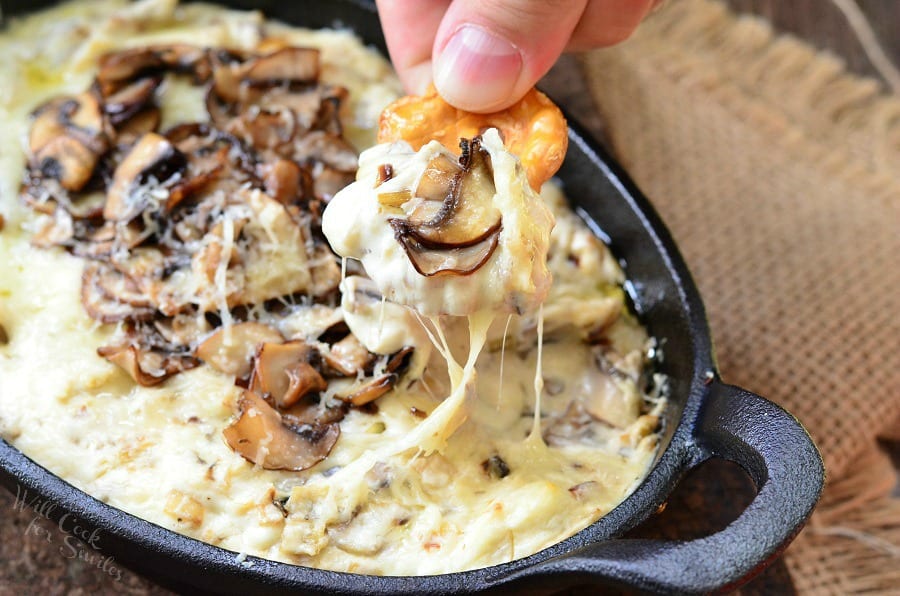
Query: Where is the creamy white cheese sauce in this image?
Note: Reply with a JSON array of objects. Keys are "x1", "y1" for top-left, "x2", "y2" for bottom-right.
[{"x1": 0, "y1": 0, "x2": 664, "y2": 576}]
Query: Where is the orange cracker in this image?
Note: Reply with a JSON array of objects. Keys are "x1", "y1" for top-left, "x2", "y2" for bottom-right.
[{"x1": 378, "y1": 86, "x2": 567, "y2": 191}]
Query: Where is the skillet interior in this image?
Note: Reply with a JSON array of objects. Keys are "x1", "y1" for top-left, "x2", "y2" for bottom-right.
[{"x1": 0, "y1": 0, "x2": 717, "y2": 593}]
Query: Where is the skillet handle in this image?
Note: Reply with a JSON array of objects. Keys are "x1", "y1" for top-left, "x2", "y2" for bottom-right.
[{"x1": 493, "y1": 381, "x2": 823, "y2": 594}]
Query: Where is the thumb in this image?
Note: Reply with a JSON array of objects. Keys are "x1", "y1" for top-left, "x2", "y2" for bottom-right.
[{"x1": 432, "y1": 0, "x2": 587, "y2": 113}]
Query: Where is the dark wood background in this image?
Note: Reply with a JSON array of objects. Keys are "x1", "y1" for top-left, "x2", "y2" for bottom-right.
[{"x1": 1, "y1": 1, "x2": 897, "y2": 594}]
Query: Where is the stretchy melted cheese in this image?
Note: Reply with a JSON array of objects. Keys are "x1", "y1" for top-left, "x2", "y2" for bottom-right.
[{"x1": 0, "y1": 0, "x2": 664, "y2": 576}]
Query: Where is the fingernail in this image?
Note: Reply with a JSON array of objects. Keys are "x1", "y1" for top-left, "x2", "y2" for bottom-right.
[{"x1": 433, "y1": 25, "x2": 522, "y2": 112}]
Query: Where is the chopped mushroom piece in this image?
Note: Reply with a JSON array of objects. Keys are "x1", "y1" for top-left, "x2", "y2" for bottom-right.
[
  {"x1": 338, "y1": 374, "x2": 397, "y2": 406},
  {"x1": 97, "y1": 344, "x2": 197, "y2": 387},
  {"x1": 244, "y1": 47, "x2": 320, "y2": 86},
  {"x1": 223, "y1": 391, "x2": 339, "y2": 471},
  {"x1": 481, "y1": 454, "x2": 511, "y2": 479},
  {"x1": 323, "y1": 334, "x2": 373, "y2": 377},
  {"x1": 34, "y1": 135, "x2": 99, "y2": 192},
  {"x1": 258, "y1": 159, "x2": 304, "y2": 204},
  {"x1": 28, "y1": 93, "x2": 109, "y2": 192},
  {"x1": 196, "y1": 322, "x2": 283, "y2": 377},
  {"x1": 283, "y1": 362, "x2": 328, "y2": 408},
  {"x1": 249, "y1": 340, "x2": 321, "y2": 408},
  {"x1": 105, "y1": 132, "x2": 186, "y2": 221},
  {"x1": 82, "y1": 261, "x2": 155, "y2": 323},
  {"x1": 103, "y1": 76, "x2": 161, "y2": 126},
  {"x1": 116, "y1": 107, "x2": 162, "y2": 144},
  {"x1": 394, "y1": 230, "x2": 500, "y2": 278}
]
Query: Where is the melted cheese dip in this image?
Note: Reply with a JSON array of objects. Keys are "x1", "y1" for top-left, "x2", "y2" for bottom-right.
[
  {"x1": 0, "y1": 0, "x2": 664, "y2": 576},
  {"x1": 323, "y1": 129, "x2": 554, "y2": 316}
]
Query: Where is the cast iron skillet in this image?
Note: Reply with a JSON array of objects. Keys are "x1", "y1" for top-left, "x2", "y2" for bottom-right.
[{"x1": 0, "y1": 0, "x2": 824, "y2": 593}]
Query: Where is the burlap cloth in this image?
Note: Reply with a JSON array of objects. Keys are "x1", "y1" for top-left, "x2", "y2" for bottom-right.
[{"x1": 580, "y1": 0, "x2": 900, "y2": 592}]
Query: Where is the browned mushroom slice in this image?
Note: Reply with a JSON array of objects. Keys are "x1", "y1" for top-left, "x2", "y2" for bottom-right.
[
  {"x1": 414, "y1": 153, "x2": 461, "y2": 202},
  {"x1": 292, "y1": 131, "x2": 358, "y2": 173},
  {"x1": 283, "y1": 362, "x2": 328, "y2": 408},
  {"x1": 261, "y1": 87, "x2": 329, "y2": 134},
  {"x1": 196, "y1": 322, "x2": 283, "y2": 377},
  {"x1": 392, "y1": 225, "x2": 501, "y2": 277},
  {"x1": 82, "y1": 262, "x2": 155, "y2": 323},
  {"x1": 385, "y1": 346, "x2": 415, "y2": 374},
  {"x1": 311, "y1": 86, "x2": 348, "y2": 135},
  {"x1": 35, "y1": 136, "x2": 98, "y2": 192},
  {"x1": 98, "y1": 344, "x2": 198, "y2": 387},
  {"x1": 154, "y1": 314, "x2": 211, "y2": 350},
  {"x1": 224, "y1": 391, "x2": 339, "y2": 471},
  {"x1": 29, "y1": 94, "x2": 108, "y2": 192},
  {"x1": 104, "y1": 77, "x2": 161, "y2": 127},
  {"x1": 165, "y1": 162, "x2": 225, "y2": 213},
  {"x1": 244, "y1": 47, "x2": 320, "y2": 87},
  {"x1": 98, "y1": 45, "x2": 208, "y2": 91},
  {"x1": 97, "y1": 48, "x2": 165, "y2": 93},
  {"x1": 258, "y1": 159, "x2": 304, "y2": 205},
  {"x1": 227, "y1": 108, "x2": 297, "y2": 150},
  {"x1": 64, "y1": 92, "x2": 109, "y2": 151},
  {"x1": 155, "y1": 44, "x2": 211, "y2": 81},
  {"x1": 249, "y1": 340, "x2": 322, "y2": 408},
  {"x1": 70, "y1": 220, "x2": 116, "y2": 257},
  {"x1": 105, "y1": 132, "x2": 187, "y2": 221},
  {"x1": 208, "y1": 49, "x2": 251, "y2": 103},
  {"x1": 402, "y1": 137, "x2": 501, "y2": 248},
  {"x1": 29, "y1": 98, "x2": 69, "y2": 156},
  {"x1": 338, "y1": 374, "x2": 397, "y2": 406},
  {"x1": 281, "y1": 396, "x2": 348, "y2": 427},
  {"x1": 323, "y1": 334, "x2": 374, "y2": 377},
  {"x1": 115, "y1": 106, "x2": 162, "y2": 145}
]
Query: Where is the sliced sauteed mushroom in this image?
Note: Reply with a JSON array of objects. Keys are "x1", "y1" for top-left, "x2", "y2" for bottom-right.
[
  {"x1": 196, "y1": 322, "x2": 283, "y2": 377},
  {"x1": 82, "y1": 261, "x2": 155, "y2": 323},
  {"x1": 338, "y1": 374, "x2": 397, "y2": 407},
  {"x1": 333, "y1": 346, "x2": 414, "y2": 406},
  {"x1": 103, "y1": 76, "x2": 161, "y2": 127},
  {"x1": 249, "y1": 340, "x2": 323, "y2": 408},
  {"x1": 322, "y1": 333, "x2": 373, "y2": 377},
  {"x1": 105, "y1": 132, "x2": 186, "y2": 221},
  {"x1": 390, "y1": 137, "x2": 502, "y2": 277},
  {"x1": 258, "y1": 159, "x2": 306, "y2": 205},
  {"x1": 244, "y1": 47, "x2": 320, "y2": 86},
  {"x1": 96, "y1": 44, "x2": 210, "y2": 95},
  {"x1": 28, "y1": 93, "x2": 109, "y2": 192},
  {"x1": 97, "y1": 343, "x2": 197, "y2": 387},
  {"x1": 116, "y1": 107, "x2": 162, "y2": 144},
  {"x1": 223, "y1": 391, "x2": 339, "y2": 471},
  {"x1": 394, "y1": 231, "x2": 501, "y2": 278}
]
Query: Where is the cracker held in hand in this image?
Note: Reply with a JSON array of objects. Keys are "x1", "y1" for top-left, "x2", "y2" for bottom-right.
[{"x1": 377, "y1": 86, "x2": 567, "y2": 190}]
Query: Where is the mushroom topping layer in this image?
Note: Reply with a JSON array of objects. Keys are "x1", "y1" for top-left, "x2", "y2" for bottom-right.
[
  {"x1": 0, "y1": 0, "x2": 663, "y2": 578},
  {"x1": 19, "y1": 38, "x2": 415, "y2": 469}
]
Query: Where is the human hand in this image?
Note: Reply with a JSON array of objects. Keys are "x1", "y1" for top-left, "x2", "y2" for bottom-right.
[{"x1": 376, "y1": 0, "x2": 658, "y2": 113}]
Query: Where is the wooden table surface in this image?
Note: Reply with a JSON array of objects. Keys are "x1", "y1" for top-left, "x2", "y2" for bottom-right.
[{"x1": 2, "y1": 1, "x2": 897, "y2": 594}]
